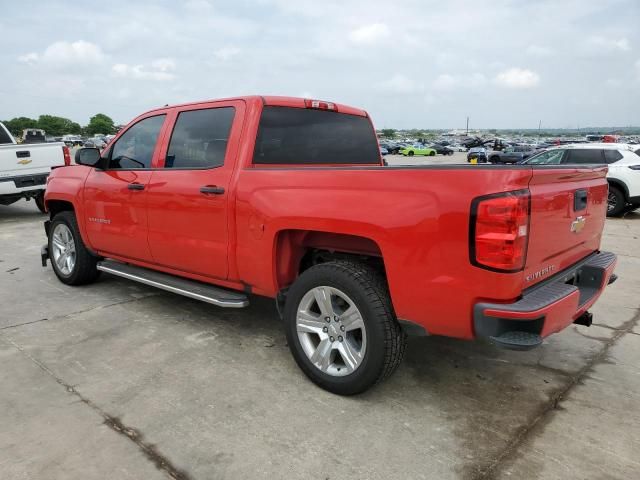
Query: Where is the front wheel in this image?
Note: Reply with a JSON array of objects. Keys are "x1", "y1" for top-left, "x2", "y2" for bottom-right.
[
  {"x1": 284, "y1": 261, "x2": 407, "y2": 395},
  {"x1": 49, "y1": 211, "x2": 100, "y2": 285},
  {"x1": 408, "y1": 151, "x2": 414, "y2": 156},
  {"x1": 429, "y1": 151, "x2": 435, "y2": 156}
]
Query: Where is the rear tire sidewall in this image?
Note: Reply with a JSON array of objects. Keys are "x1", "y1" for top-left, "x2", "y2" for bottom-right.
[
  {"x1": 35, "y1": 191, "x2": 46, "y2": 214},
  {"x1": 284, "y1": 265, "x2": 390, "y2": 395},
  {"x1": 607, "y1": 186, "x2": 625, "y2": 217}
]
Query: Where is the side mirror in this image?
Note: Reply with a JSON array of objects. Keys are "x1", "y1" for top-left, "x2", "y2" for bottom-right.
[{"x1": 75, "y1": 147, "x2": 102, "y2": 167}]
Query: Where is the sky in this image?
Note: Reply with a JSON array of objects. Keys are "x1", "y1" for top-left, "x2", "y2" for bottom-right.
[{"x1": 1, "y1": 0, "x2": 639, "y2": 130}]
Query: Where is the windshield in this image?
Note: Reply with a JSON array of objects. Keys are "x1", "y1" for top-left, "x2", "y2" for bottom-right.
[{"x1": 523, "y1": 149, "x2": 565, "y2": 165}]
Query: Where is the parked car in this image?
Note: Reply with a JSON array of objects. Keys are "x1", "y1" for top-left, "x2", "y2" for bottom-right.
[
  {"x1": 0, "y1": 121, "x2": 70, "y2": 212},
  {"x1": 429, "y1": 144, "x2": 454, "y2": 155},
  {"x1": 41, "y1": 96, "x2": 616, "y2": 395},
  {"x1": 448, "y1": 144, "x2": 467, "y2": 152},
  {"x1": 62, "y1": 135, "x2": 84, "y2": 147},
  {"x1": 380, "y1": 146, "x2": 388, "y2": 156},
  {"x1": 400, "y1": 144, "x2": 436, "y2": 156},
  {"x1": 487, "y1": 145, "x2": 537, "y2": 164},
  {"x1": 83, "y1": 137, "x2": 107, "y2": 149},
  {"x1": 467, "y1": 147, "x2": 488, "y2": 163},
  {"x1": 522, "y1": 143, "x2": 640, "y2": 216}
]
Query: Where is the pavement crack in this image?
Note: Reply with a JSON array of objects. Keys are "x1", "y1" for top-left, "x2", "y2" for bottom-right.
[
  {"x1": 0, "y1": 317, "x2": 50, "y2": 331},
  {"x1": 472, "y1": 307, "x2": 640, "y2": 480},
  {"x1": 1, "y1": 335, "x2": 193, "y2": 480}
]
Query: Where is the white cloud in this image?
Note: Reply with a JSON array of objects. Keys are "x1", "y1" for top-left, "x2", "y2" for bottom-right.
[
  {"x1": 151, "y1": 58, "x2": 176, "y2": 72},
  {"x1": 587, "y1": 36, "x2": 630, "y2": 52},
  {"x1": 433, "y1": 73, "x2": 486, "y2": 90},
  {"x1": 42, "y1": 40, "x2": 104, "y2": 64},
  {"x1": 111, "y1": 60, "x2": 176, "y2": 81},
  {"x1": 494, "y1": 68, "x2": 540, "y2": 88},
  {"x1": 18, "y1": 52, "x2": 39, "y2": 64},
  {"x1": 526, "y1": 45, "x2": 553, "y2": 57},
  {"x1": 348, "y1": 23, "x2": 390, "y2": 45},
  {"x1": 376, "y1": 74, "x2": 420, "y2": 94},
  {"x1": 214, "y1": 47, "x2": 241, "y2": 61}
]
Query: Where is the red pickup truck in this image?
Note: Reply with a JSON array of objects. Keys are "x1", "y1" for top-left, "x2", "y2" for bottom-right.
[{"x1": 41, "y1": 96, "x2": 617, "y2": 395}]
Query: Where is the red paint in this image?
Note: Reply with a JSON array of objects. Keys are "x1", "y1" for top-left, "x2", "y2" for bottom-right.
[{"x1": 45, "y1": 96, "x2": 615, "y2": 342}]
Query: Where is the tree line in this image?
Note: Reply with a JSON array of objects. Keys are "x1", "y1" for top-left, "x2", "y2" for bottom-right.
[{"x1": 1, "y1": 114, "x2": 116, "y2": 137}]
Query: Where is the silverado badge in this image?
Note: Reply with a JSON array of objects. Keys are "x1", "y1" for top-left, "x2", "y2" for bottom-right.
[
  {"x1": 17, "y1": 159, "x2": 32, "y2": 165},
  {"x1": 570, "y1": 216, "x2": 586, "y2": 233}
]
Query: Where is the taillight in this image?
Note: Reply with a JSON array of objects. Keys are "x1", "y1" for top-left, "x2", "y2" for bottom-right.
[
  {"x1": 470, "y1": 190, "x2": 530, "y2": 272},
  {"x1": 304, "y1": 99, "x2": 337, "y2": 111},
  {"x1": 62, "y1": 145, "x2": 71, "y2": 166}
]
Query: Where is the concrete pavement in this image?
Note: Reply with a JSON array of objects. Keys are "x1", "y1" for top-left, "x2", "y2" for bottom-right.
[{"x1": 1, "y1": 192, "x2": 638, "y2": 480}]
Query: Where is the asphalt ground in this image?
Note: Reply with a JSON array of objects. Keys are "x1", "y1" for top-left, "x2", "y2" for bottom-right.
[{"x1": 1, "y1": 156, "x2": 639, "y2": 479}]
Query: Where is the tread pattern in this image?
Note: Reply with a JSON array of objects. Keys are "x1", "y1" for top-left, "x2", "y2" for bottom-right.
[{"x1": 50, "y1": 211, "x2": 100, "y2": 285}]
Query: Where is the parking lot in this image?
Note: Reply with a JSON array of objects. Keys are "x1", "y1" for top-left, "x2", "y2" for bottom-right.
[{"x1": 1, "y1": 161, "x2": 639, "y2": 479}]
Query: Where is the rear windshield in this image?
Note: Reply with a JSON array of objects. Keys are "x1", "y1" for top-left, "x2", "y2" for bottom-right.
[
  {"x1": 0, "y1": 125, "x2": 13, "y2": 144},
  {"x1": 253, "y1": 106, "x2": 380, "y2": 165}
]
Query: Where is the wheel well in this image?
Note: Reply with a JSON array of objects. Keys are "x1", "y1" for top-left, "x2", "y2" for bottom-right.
[
  {"x1": 607, "y1": 179, "x2": 629, "y2": 200},
  {"x1": 47, "y1": 200, "x2": 75, "y2": 218},
  {"x1": 274, "y1": 230, "x2": 384, "y2": 290}
]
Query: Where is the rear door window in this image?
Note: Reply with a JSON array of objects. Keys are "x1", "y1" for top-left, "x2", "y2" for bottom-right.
[
  {"x1": 109, "y1": 115, "x2": 165, "y2": 169},
  {"x1": 603, "y1": 149, "x2": 623, "y2": 164},
  {"x1": 563, "y1": 149, "x2": 605, "y2": 164},
  {"x1": 165, "y1": 107, "x2": 235, "y2": 169},
  {"x1": 253, "y1": 107, "x2": 380, "y2": 165},
  {"x1": 524, "y1": 149, "x2": 566, "y2": 165}
]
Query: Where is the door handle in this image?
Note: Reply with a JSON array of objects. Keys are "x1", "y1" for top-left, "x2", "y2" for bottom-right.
[
  {"x1": 127, "y1": 183, "x2": 145, "y2": 191},
  {"x1": 200, "y1": 185, "x2": 225, "y2": 195}
]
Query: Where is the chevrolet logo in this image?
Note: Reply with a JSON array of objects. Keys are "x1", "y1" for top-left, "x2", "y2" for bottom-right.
[
  {"x1": 17, "y1": 159, "x2": 32, "y2": 165},
  {"x1": 570, "y1": 216, "x2": 586, "y2": 233}
]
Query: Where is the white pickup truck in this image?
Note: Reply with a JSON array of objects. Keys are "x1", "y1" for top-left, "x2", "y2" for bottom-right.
[{"x1": 0, "y1": 121, "x2": 70, "y2": 212}]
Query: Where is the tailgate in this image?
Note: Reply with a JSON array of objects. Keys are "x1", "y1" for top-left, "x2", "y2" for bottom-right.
[
  {"x1": 0, "y1": 143, "x2": 65, "y2": 177},
  {"x1": 524, "y1": 166, "x2": 608, "y2": 288}
]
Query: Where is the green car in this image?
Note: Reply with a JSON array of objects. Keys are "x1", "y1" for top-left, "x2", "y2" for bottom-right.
[{"x1": 400, "y1": 145, "x2": 436, "y2": 157}]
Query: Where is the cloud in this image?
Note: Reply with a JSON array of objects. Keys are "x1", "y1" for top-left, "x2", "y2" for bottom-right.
[
  {"x1": 376, "y1": 74, "x2": 420, "y2": 94},
  {"x1": 47, "y1": 40, "x2": 103, "y2": 64},
  {"x1": 18, "y1": 52, "x2": 39, "y2": 64},
  {"x1": 587, "y1": 36, "x2": 630, "y2": 52},
  {"x1": 433, "y1": 73, "x2": 486, "y2": 90},
  {"x1": 526, "y1": 45, "x2": 553, "y2": 57},
  {"x1": 213, "y1": 47, "x2": 241, "y2": 61},
  {"x1": 494, "y1": 68, "x2": 540, "y2": 88},
  {"x1": 111, "y1": 59, "x2": 176, "y2": 81},
  {"x1": 636, "y1": 60, "x2": 640, "y2": 80},
  {"x1": 348, "y1": 23, "x2": 390, "y2": 45}
]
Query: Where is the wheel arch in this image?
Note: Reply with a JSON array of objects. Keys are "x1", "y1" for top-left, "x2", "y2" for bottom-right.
[
  {"x1": 607, "y1": 178, "x2": 629, "y2": 201},
  {"x1": 273, "y1": 229, "x2": 385, "y2": 292}
]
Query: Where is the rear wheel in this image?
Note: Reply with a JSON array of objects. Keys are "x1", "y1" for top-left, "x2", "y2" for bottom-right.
[
  {"x1": 49, "y1": 211, "x2": 100, "y2": 285},
  {"x1": 35, "y1": 191, "x2": 46, "y2": 214},
  {"x1": 429, "y1": 151, "x2": 435, "y2": 156},
  {"x1": 408, "y1": 151, "x2": 414, "y2": 156},
  {"x1": 607, "y1": 186, "x2": 626, "y2": 217},
  {"x1": 284, "y1": 261, "x2": 407, "y2": 395}
]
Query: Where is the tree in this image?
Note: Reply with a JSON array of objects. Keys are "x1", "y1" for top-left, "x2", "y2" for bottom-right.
[
  {"x1": 3, "y1": 117, "x2": 38, "y2": 136},
  {"x1": 380, "y1": 128, "x2": 397, "y2": 139},
  {"x1": 86, "y1": 113, "x2": 115, "y2": 135},
  {"x1": 36, "y1": 115, "x2": 82, "y2": 136}
]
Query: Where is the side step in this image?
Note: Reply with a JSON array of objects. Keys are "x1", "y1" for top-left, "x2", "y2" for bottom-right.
[
  {"x1": 97, "y1": 260, "x2": 249, "y2": 308},
  {"x1": 489, "y1": 331, "x2": 543, "y2": 351}
]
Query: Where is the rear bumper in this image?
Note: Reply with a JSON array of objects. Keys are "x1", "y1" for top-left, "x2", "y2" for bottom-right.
[{"x1": 474, "y1": 251, "x2": 617, "y2": 349}]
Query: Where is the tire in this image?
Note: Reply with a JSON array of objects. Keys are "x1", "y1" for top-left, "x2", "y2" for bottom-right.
[
  {"x1": 284, "y1": 261, "x2": 407, "y2": 395},
  {"x1": 489, "y1": 156, "x2": 499, "y2": 163},
  {"x1": 429, "y1": 151, "x2": 435, "y2": 156},
  {"x1": 48, "y1": 211, "x2": 100, "y2": 285},
  {"x1": 35, "y1": 191, "x2": 46, "y2": 214},
  {"x1": 408, "y1": 151, "x2": 414, "y2": 156},
  {"x1": 607, "y1": 186, "x2": 626, "y2": 217}
]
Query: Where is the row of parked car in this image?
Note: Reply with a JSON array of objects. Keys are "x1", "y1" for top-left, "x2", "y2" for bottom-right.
[
  {"x1": 379, "y1": 141, "x2": 467, "y2": 157},
  {"x1": 61, "y1": 134, "x2": 114, "y2": 148}
]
